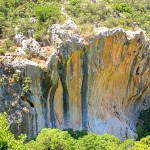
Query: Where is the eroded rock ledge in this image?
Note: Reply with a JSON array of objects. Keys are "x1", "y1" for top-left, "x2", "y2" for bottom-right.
[{"x1": 0, "y1": 20, "x2": 150, "y2": 141}]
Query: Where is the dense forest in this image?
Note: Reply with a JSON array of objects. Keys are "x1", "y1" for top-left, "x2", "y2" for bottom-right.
[{"x1": 0, "y1": 0, "x2": 150, "y2": 149}]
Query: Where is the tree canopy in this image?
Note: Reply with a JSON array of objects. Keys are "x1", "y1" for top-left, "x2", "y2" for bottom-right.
[{"x1": 0, "y1": 113, "x2": 150, "y2": 150}]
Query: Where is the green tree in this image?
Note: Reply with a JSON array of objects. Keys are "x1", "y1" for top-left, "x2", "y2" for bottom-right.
[
  {"x1": 118, "y1": 139, "x2": 135, "y2": 150},
  {"x1": 76, "y1": 133, "x2": 120, "y2": 150},
  {"x1": 63, "y1": 128, "x2": 88, "y2": 139},
  {"x1": 35, "y1": 3, "x2": 61, "y2": 22},
  {"x1": 25, "y1": 128, "x2": 75, "y2": 150},
  {"x1": 0, "y1": 113, "x2": 26, "y2": 150},
  {"x1": 136, "y1": 107, "x2": 150, "y2": 140}
]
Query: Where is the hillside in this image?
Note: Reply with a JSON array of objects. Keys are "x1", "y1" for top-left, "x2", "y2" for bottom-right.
[{"x1": 0, "y1": 0, "x2": 150, "y2": 39}]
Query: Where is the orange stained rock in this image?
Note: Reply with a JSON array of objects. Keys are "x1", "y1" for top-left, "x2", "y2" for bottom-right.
[
  {"x1": 54, "y1": 79, "x2": 63, "y2": 128},
  {"x1": 66, "y1": 51, "x2": 82, "y2": 128}
]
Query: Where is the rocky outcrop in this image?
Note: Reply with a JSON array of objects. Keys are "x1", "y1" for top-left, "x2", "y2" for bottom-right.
[{"x1": 0, "y1": 21, "x2": 150, "y2": 141}]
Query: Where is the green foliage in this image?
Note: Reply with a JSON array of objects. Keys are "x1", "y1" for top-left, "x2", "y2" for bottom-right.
[
  {"x1": 140, "y1": 136, "x2": 150, "y2": 146},
  {"x1": 21, "y1": 77, "x2": 32, "y2": 98},
  {"x1": 25, "y1": 128, "x2": 76, "y2": 150},
  {"x1": 118, "y1": 139, "x2": 135, "y2": 150},
  {"x1": 35, "y1": 3, "x2": 61, "y2": 22},
  {"x1": 63, "y1": 128, "x2": 88, "y2": 139},
  {"x1": 0, "y1": 113, "x2": 26, "y2": 150},
  {"x1": 33, "y1": 22, "x2": 47, "y2": 42},
  {"x1": 0, "y1": 0, "x2": 63, "y2": 39},
  {"x1": 65, "y1": 0, "x2": 150, "y2": 36},
  {"x1": 66, "y1": 0, "x2": 110, "y2": 24},
  {"x1": 0, "y1": 0, "x2": 150, "y2": 40},
  {"x1": 131, "y1": 136, "x2": 150, "y2": 150},
  {"x1": 76, "y1": 133, "x2": 120, "y2": 150},
  {"x1": 75, "y1": 133, "x2": 98, "y2": 150},
  {"x1": 26, "y1": 129, "x2": 121, "y2": 150},
  {"x1": 3, "y1": 39, "x2": 14, "y2": 51},
  {"x1": 113, "y1": 3, "x2": 133, "y2": 14},
  {"x1": 12, "y1": 73, "x2": 22, "y2": 82},
  {"x1": 0, "y1": 114, "x2": 150, "y2": 150},
  {"x1": 0, "y1": 48, "x2": 5, "y2": 55},
  {"x1": 0, "y1": 39, "x2": 14, "y2": 54},
  {"x1": 136, "y1": 107, "x2": 150, "y2": 140},
  {"x1": 24, "y1": 128, "x2": 150, "y2": 150}
]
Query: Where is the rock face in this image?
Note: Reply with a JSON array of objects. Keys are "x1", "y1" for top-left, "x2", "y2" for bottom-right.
[{"x1": 0, "y1": 22, "x2": 150, "y2": 141}]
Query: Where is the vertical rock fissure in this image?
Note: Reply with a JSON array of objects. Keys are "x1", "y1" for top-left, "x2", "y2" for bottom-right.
[
  {"x1": 41, "y1": 77, "x2": 52, "y2": 128},
  {"x1": 81, "y1": 47, "x2": 88, "y2": 130},
  {"x1": 58, "y1": 58, "x2": 70, "y2": 128},
  {"x1": 50, "y1": 83, "x2": 58, "y2": 128},
  {"x1": 42, "y1": 101, "x2": 48, "y2": 128},
  {"x1": 35, "y1": 109, "x2": 38, "y2": 138},
  {"x1": 137, "y1": 62, "x2": 148, "y2": 93}
]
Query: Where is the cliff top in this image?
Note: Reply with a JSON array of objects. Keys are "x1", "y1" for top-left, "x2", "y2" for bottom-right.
[{"x1": 0, "y1": 22, "x2": 149, "y2": 71}]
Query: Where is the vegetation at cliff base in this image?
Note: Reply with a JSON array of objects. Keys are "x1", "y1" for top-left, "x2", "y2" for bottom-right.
[
  {"x1": 0, "y1": 113, "x2": 26, "y2": 150},
  {"x1": 63, "y1": 128, "x2": 88, "y2": 139},
  {"x1": 22, "y1": 130, "x2": 150, "y2": 150},
  {"x1": 136, "y1": 107, "x2": 150, "y2": 140},
  {"x1": 1, "y1": 113, "x2": 150, "y2": 150}
]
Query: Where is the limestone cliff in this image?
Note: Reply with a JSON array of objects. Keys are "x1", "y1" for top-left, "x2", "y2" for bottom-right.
[{"x1": 0, "y1": 21, "x2": 150, "y2": 141}]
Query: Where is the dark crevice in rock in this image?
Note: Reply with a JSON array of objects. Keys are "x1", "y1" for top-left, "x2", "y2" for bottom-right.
[
  {"x1": 136, "y1": 66, "x2": 140, "y2": 75},
  {"x1": 126, "y1": 51, "x2": 140, "y2": 95},
  {"x1": 137, "y1": 38, "x2": 142, "y2": 44},
  {"x1": 27, "y1": 109, "x2": 38, "y2": 141},
  {"x1": 35, "y1": 110, "x2": 38, "y2": 136},
  {"x1": 41, "y1": 76, "x2": 52, "y2": 128},
  {"x1": 41, "y1": 73, "x2": 52, "y2": 100},
  {"x1": 124, "y1": 39, "x2": 130, "y2": 46},
  {"x1": 129, "y1": 84, "x2": 149, "y2": 117},
  {"x1": 137, "y1": 61, "x2": 148, "y2": 93},
  {"x1": 50, "y1": 83, "x2": 58, "y2": 128},
  {"x1": 81, "y1": 47, "x2": 88, "y2": 130},
  {"x1": 21, "y1": 96, "x2": 34, "y2": 107},
  {"x1": 42, "y1": 100, "x2": 49, "y2": 128},
  {"x1": 129, "y1": 57, "x2": 138, "y2": 80},
  {"x1": 58, "y1": 57, "x2": 70, "y2": 128}
]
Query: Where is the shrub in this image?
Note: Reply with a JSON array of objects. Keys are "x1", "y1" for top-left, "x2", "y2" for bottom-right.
[
  {"x1": 0, "y1": 48, "x2": 5, "y2": 55},
  {"x1": 33, "y1": 23, "x2": 47, "y2": 42},
  {"x1": 136, "y1": 107, "x2": 150, "y2": 140},
  {"x1": 63, "y1": 128, "x2": 88, "y2": 139},
  {"x1": 114, "y1": 3, "x2": 133, "y2": 14},
  {"x1": 25, "y1": 128, "x2": 76, "y2": 150},
  {"x1": 118, "y1": 139, "x2": 135, "y2": 150},
  {"x1": 75, "y1": 133, "x2": 98, "y2": 150},
  {"x1": 0, "y1": 113, "x2": 26, "y2": 150},
  {"x1": 35, "y1": 3, "x2": 61, "y2": 23},
  {"x1": 3, "y1": 39, "x2": 14, "y2": 51},
  {"x1": 75, "y1": 133, "x2": 120, "y2": 150},
  {"x1": 66, "y1": 0, "x2": 110, "y2": 24},
  {"x1": 21, "y1": 77, "x2": 32, "y2": 98}
]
